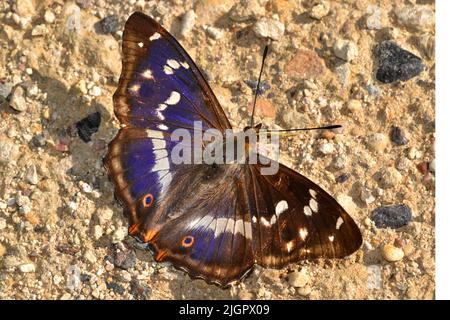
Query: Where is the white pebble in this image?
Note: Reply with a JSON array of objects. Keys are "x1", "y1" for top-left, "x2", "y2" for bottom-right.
[
  {"x1": 381, "y1": 244, "x2": 404, "y2": 262},
  {"x1": 180, "y1": 10, "x2": 196, "y2": 38},
  {"x1": 333, "y1": 39, "x2": 358, "y2": 62},
  {"x1": 44, "y1": 10, "x2": 56, "y2": 24},
  {"x1": 19, "y1": 263, "x2": 36, "y2": 273},
  {"x1": 309, "y1": 1, "x2": 330, "y2": 20},
  {"x1": 253, "y1": 17, "x2": 285, "y2": 41},
  {"x1": 89, "y1": 86, "x2": 102, "y2": 97},
  {"x1": 317, "y1": 142, "x2": 335, "y2": 155}
]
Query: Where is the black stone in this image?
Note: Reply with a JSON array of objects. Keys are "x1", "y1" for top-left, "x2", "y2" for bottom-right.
[
  {"x1": 76, "y1": 112, "x2": 101, "y2": 142},
  {"x1": 371, "y1": 204, "x2": 412, "y2": 229},
  {"x1": 113, "y1": 248, "x2": 136, "y2": 270},
  {"x1": 106, "y1": 281, "x2": 125, "y2": 295},
  {"x1": 336, "y1": 173, "x2": 351, "y2": 183},
  {"x1": 98, "y1": 15, "x2": 119, "y2": 34},
  {"x1": 375, "y1": 41, "x2": 425, "y2": 83},
  {"x1": 390, "y1": 126, "x2": 409, "y2": 146},
  {"x1": 244, "y1": 79, "x2": 271, "y2": 95}
]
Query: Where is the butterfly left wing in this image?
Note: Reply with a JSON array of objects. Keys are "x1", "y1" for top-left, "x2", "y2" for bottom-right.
[
  {"x1": 247, "y1": 161, "x2": 362, "y2": 268},
  {"x1": 105, "y1": 12, "x2": 231, "y2": 235}
]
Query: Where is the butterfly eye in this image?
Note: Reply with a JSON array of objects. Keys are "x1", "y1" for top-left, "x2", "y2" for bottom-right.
[
  {"x1": 181, "y1": 236, "x2": 194, "y2": 248},
  {"x1": 142, "y1": 194, "x2": 154, "y2": 207}
]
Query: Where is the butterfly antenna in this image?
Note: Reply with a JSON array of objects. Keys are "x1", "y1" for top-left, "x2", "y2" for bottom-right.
[
  {"x1": 262, "y1": 124, "x2": 342, "y2": 137},
  {"x1": 250, "y1": 44, "x2": 270, "y2": 128}
]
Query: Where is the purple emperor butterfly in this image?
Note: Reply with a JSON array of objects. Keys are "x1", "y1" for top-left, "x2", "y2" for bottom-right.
[{"x1": 104, "y1": 12, "x2": 362, "y2": 287}]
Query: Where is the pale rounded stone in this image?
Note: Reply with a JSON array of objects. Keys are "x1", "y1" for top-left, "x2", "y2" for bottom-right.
[
  {"x1": 288, "y1": 271, "x2": 310, "y2": 288},
  {"x1": 253, "y1": 17, "x2": 285, "y2": 41},
  {"x1": 367, "y1": 133, "x2": 389, "y2": 152},
  {"x1": 347, "y1": 99, "x2": 362, "y2": 113},
  {"x1": 381, "y1": 244, "x2": 404, "y2": 262},
  {"x1": 19, "y1": 263, "x2": 36, "y2": 273},
  {"x1": 309, "y1": 1, "x2": 330, "y2": 20},
  {"x1": 333, "y1": 39, "x2": 358, "y2": 61}
]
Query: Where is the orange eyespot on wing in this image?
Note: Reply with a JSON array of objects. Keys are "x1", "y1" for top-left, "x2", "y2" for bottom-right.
[
  {"x1": 142, "y1": 193, "x2": 154, "y2": 207},
  {"x1": 181, "y1": 235, "x2": 194, "y2": 248}
]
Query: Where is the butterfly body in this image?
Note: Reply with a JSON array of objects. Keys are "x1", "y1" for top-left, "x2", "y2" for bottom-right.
[{"x1": 104, "y1": 12, "x2": 362, "y2": 287}]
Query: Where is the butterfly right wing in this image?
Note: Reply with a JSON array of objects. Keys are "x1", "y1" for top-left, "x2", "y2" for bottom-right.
[{"x1": 247, "y1": 162, "x2": 362, "y2": 268}]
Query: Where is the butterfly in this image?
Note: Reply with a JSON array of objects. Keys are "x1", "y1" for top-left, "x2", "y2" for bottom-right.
[{"x1": 104, "y1": 12, "x2": 362, "y2": 287}]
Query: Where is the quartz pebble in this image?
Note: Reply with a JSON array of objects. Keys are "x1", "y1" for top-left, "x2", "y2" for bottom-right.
[
  {"x1": 365, "y1": 5, "x2": 382, "y2": 30},
  {"x1": 381, "y1": 244, "x2": 404, "y2": 262},
  {"x1": 19, "y1": 263, "x2": 36, "y2": 273},
  {"x1": 25, "y1": 164, "x2": 39, "y2": 185},
  {"x1": 309, "y1": 1, "x2": 330, "y2": 20},
  {"x1": 395, "y1": 6, "x2": 434, "y2": 30},
  {"x1": 253, "y1": 18, "x2": 285, "y2": 41},
  {"x1": 206, "y1": 26, "x2": 223, "y2": 40},
  {"x1": 180, "y1": 10, "x2": 196, "y2": 38},
  {"x1": 9, "y1": 86, "x2": 27, "y2": 112},
  {"x1": 367, "y1": 133, "x2": 389, "y2": 152},
  {"x1": 288, "y1": 271, "x2": 309, "y2": 288},
  {"x1": 317, "y1": 142, "x2": 335, "y2": 155},
  {"x1": 44, "y1": 10, "x2": 55, "y2": 24},
  {"x1": 377, "y1": 167, "x2": 402, "y2": 188},
  {"x1": 333, "y1": 39, "x2": 358, "y2": 62}
]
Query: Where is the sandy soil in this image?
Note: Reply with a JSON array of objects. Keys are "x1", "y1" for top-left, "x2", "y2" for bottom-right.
[{"x1": 0, "y1": 0, "x2": 435, "y2": 300}]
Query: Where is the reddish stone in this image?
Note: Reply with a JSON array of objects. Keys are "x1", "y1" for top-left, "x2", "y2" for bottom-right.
[
  {"x1": 284, "y1": 49, "x2": 326, "y2": 80},
  {"x1": 247, "y1": 98, "x2": 277, "y2": 118}
]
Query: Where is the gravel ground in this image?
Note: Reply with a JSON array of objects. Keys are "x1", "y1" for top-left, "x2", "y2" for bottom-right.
[{"x1": 0, "y1": 0, "x2": 435, "y2": 300}]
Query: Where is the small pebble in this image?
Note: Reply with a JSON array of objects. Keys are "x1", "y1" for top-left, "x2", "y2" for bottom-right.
[
  {"x1": 9, "y1": 86, "x2": 27, "y2": 112},
  {"x1": 112, "y1": 227, "x2": 128, "y2": 243},
  {"x1": 309, "y1": 1, "x2": 330, "y2": 20},
  {"x1": 333, "y1": 39, "x2": 358, "y2": 62},
  {"x1": 76, "y1": 112, "x2": 101, "y2": 142},
  {"x1": 66, "y1": 265, "x2": 81, "y2": 291},
  {"x1": 336, "y1": 173, "x2": 350, "y2": 183},
  {"x1": 285, "y1": 49, "x2": 326, "y2": 80},
  {"x1": 288, "y1": 271, "x2": 309, "y2": 288},
  {"x1": 347, "y1": 99, "x2": 362, "y2": 113},
  {"x1": 367, "y1": 133, "x2": 389, "y2": 152},
  {"x1": 0, "y1": 82, "x2": 13, "y2": 99},
  {"x1": 371, "y1": 204, "x2": 412, "y2": 229},
  {"x1": 317, "y1": 142, "x2": 335, "y2": 155},
  {"x1": 98, "y1": 15, "x2": 119, "y2": 34},
  {"x1": 206, "y1": 26, "x2": 223, "y2": 40},
  {"x1": 335, "y1": 63, "x2": 350, "y2": 87},
  {"x1": 366, "y1": 265, "x2": 382, "y2": 290},
  {"x1": 64, "y1": 3, "x2": 81, "y2": 34},
  {"x1": 180, "y1": 10, "x2": 196, "y2": 38},
  {"x1": 88, "y1": 86, "x2": 102, "y2": 97},
  {"x1": 366, "y1": 84, "x2": 380, "y2": 95},
  {"x1": 381, "y1": 244, "x2": 404, "y2": 262},
  {"x1": 253, "y1": 17, "x2": 285, "y2": 41},
  {"x1": 0, "y1": 218, "x2": 7, "y2": 230},
  {"x1": 106, "y1": 281, "x2": 125, "y2": 295},
  {"x1": 395, "y1": 6, "x2": 434, "y2": 30},
  {"x1": 365, "y1": 5, "x2": 382, "y2": 30},
  {"x1": 390, "y1": 126, "x2": 409, "y2": 146},
  {"x1": 19, "y1": 263, "x2": 36, "y2": 273},
  {"x1": 25, "y1": 164, "x2": 39, "y2": 185},
  {"x1": 377, "y1": 167, "x2": 402, "y2": 188},
  {"x1": 375, "y1": 41, "x2": 424, "y2": 83},
  {"x1": 297, "y1": 285, "x2": 312, "y2": 296},
  {"x1": 113, "y1": 248, "x2": 136, "y2": 270},
  {"x1": 92, "y1": 225, "x2": 103, "y2": 240},
  {"x1": 44, "y1": 10, "x2": 55, "y2": 24},
  {"x1": 84, "y1": 250, "x2": 97, "y2": 264},
  {"x1": 360, "y1": 188, "x2": 375, "y2": 205},
  {"x1": 428, "y1": 159, "x2": 435, "y2": 173}
]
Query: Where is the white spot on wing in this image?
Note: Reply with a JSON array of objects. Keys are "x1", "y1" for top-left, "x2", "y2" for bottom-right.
[
  {"x1": 252, "y1": 216, "x2": 257, "y2": 223},
  {"x1": 165, "y1": 91, "x2": 181, "y2": 105},
  {"x1": 156, "y1": 110, "x2": 165, "y2": 120},
  {"x1": 303, "y1": 206, "x2": 312, "y2": 216},
  {"x1": 309, "y1": 198, "x2": 318, "y2": 213},
  {"x1": 286, "y1": 241, "x2": 294, "y2": 252},
  {"x1": 299, "y1": 227, "x2": 308, "y2": 241},
  {"x1": 163, "y1": 65, "x2": 174, "y2": 75},
  {"x1": 146, "y1": 129, "x2": 164, "y2": 139},
  {"x1": 180, "y1": 61, "x2": 189, "y2": 69},
  {"x1": 158, "y1": 124, "x2": 169, "y2": 131},
  {"x1": 275, "y1": 200, "x2": 289, "y2": 216},
  {"x1": 167, "y1": 59, "x2": 180, "y2": 69},
  {"x1": 157, "y1": 104, "x2": 167, "y2": 111},
  {"x1": 336, "y1": 217, "x2": 344, "y2": 230},
  {"x1": 138, "y1": 42, "x2": 144, "y2": 48},
  {"x1": 129, "y1": 84, "x2": 140, "y2": 93},
  {"x1": 260, "y1": 217, "x2": 270, "y2": 227},
  {"x1": 152, "y1": 157, "x2": 170, "y2": 172},
  {"x1": 149, "y1": 32, "x2": 161, "y2": 41},
  {"x1": 270, "y1": 215, "x2": 277, "y2": 225},
  {"x1": 154, "y1": 149, "x2": 168, "y2": 159},
  {"x1": 328, "y1": 235, "x2": 335, "y2": 242},
  {"x1": 151, "y1": 138, "x2": 166, "y2": 149},
  {"x1": 142, "y1": 69, "x2": 153, "y2": 79},
  {"x1": 309, "y1": 189, "x2": 317, "y2": 199}
]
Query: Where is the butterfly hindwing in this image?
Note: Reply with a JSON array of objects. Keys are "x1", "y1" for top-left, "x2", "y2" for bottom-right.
[{"x1": 248, "y1": 161, "x2": 362, "y2": 267}]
